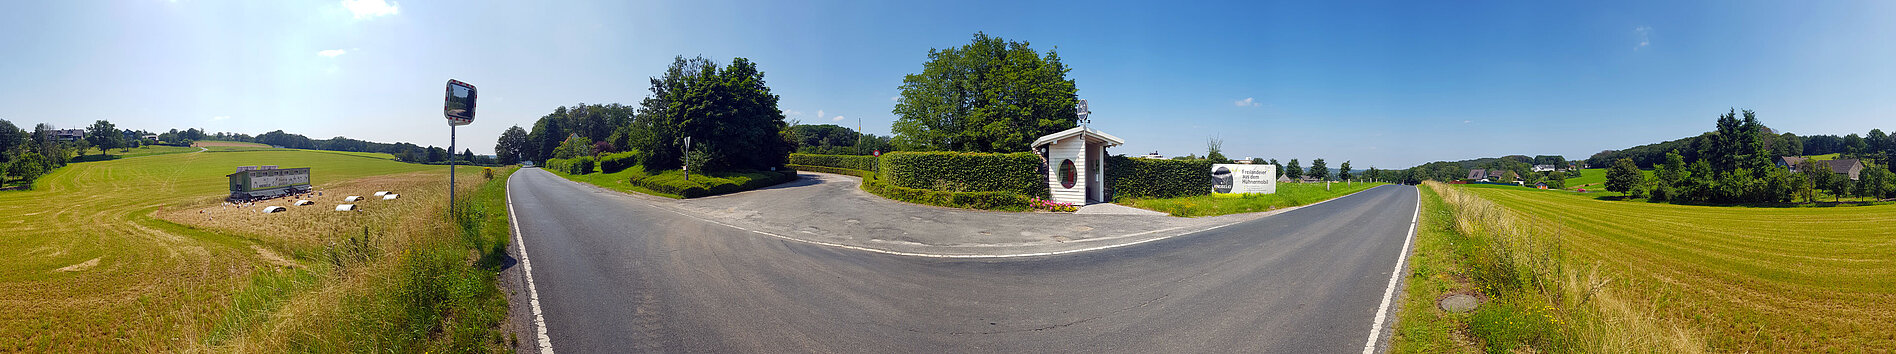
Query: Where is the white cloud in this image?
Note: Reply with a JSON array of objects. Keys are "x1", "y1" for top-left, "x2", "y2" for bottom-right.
[
  {"x1": 342, "y1": 0, "x2": 400, "y2": 19},
  {"x1": 815, "y1": 110, "x2": 825, "y2": 120},
  {"x1": 1634, "y1": 26, "x2": 1652, "y2": 50},
  {"x1": 832, "y1": 115, "x2": 846, "y2": 122},
  {"x1": 1234, "y1": 97, "x2": 1260, "y2": 107},
  {"x1": 317, "y1": 49, "x2": 348, "y2": 57},
  {"x1": 211, "y1": 115, "x2": 231, "y2": 121},
  {"x1": 1462, "y1": 120, "x2": 1472, "y2": 124},
  {"x1": 784, "y1": 109, "x2": 803, "y2": 117}
]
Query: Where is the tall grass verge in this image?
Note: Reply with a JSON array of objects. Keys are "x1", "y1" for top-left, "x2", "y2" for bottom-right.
[
  {"x1": 223, "y1": 166, "x2": 517, "y2": 352},
  {"x1": 1416, "y1": 181, "x2": 1705, "y2": 353}
]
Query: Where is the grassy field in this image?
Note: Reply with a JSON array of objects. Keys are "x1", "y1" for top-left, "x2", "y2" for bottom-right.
[
  {"x1": 0, "y1": 147, "x2": 511, "y2": 351},
  {"x1": 1444, "y1": 184, "x2": 1896, "y2": 351},
  {"x1": 193, "y1": 140, "x2": 271, "y2": 148},
  {"x1": 1559, "y1": 168, "x2": 1653, "y2": 191},
  {"x1": 1121, "y1": 181, "x2": 1386, "y2": 217}
]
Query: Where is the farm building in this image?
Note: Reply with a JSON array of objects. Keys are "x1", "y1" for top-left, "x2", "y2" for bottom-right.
[
  {"x1": 1778, "y1": 157, "x2": 1865, "y2": 180},
  {"x1": 227, "y1": 166, "x2": 312, "y2": 200}
]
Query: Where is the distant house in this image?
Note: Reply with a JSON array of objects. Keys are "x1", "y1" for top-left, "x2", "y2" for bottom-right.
[
  {"x1": 1467, "y1": 169, "x2": 1489, "y2": 181},
  {"x1": 1139, "y1": 151, "x2": 1164, "y2": 159},
  {"x1": 1277, "y1": 174, "x2": 1293, "y2": 183},
  {"x1": 1779, "y1": 156, "x2": 1865, "y2": 180},
  {"x1": 50, "y1": 129, "x2": 84, "y2": 141},
  {"x1": 1236, "y1": 157, "x2": 1255, "y2": 164},
  {"x1": 1496, "y1": 170, "x2": 1520, "y2": 182},
  {"x1": 1532, "y1": 164, "x2": 1557, "y2": 172}
]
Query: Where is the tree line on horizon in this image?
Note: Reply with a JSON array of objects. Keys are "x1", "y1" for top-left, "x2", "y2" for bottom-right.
[{"x1": 1602, "y1": 109, "x2": 1893, "y2": 203}]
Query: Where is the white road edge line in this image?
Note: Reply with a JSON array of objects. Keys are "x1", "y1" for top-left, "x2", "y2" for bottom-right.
[
  {"x1": 1364, "y1": 186, "x2": 1423, "y2": 354},
  {"x1": 507, "y1": 184, "x2": 555, "y2": 354},
  {"x1": 650, "y1": 184, "x2": 1390, "y2": 259}
]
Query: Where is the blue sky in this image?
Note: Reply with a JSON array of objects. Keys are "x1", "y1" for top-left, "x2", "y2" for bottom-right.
[{"x1": 3, "y1": 1, "x2": 1893, "y2": 168}]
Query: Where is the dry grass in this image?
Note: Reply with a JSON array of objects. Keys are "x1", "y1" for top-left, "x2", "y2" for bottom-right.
[{"x1": 0, "y1": 147, "x2": 492, "y2": 351}]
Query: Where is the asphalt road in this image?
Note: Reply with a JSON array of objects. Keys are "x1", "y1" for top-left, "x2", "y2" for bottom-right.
[{"x1": 504, "y1": 168, "x2": 1419, "y2": 353}]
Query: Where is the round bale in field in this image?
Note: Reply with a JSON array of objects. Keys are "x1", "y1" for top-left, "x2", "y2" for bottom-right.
[
  {"x1": 382, "y1": 194, "x2": 399, "y2": 200},
  {"x1": 261, "y1": 206, "x2": 286, "y2": 213},
  {"x1": 344, "y1": 196, "x2": 362, "y2": 202},
  {"x1": 335, "y1": 204, "x2": 358, "y2": 211},
  {"x1": 293, "y1": 200, "x2": 313, "y2": 206},
  {"x1": 373, "y1": 191, "x2": 390, "y2": 196}
]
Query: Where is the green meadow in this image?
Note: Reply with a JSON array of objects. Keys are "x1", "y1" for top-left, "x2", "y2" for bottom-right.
[
  {"x1": 1121, "y1": 181, "x2": 1386, "y2": 217},
  {"x1": 1399, "y1": 184, "x2": 1896, "y2": 352},
  {"x1": 0, "y1": 147, "x2": 511, "y2": 351}
]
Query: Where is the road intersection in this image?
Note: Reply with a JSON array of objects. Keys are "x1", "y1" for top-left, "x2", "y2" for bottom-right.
[{"x1": 501, "y1": 168, "x2": 1419, "y2": 353}]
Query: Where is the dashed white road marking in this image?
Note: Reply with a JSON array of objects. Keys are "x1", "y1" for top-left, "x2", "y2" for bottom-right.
[
  {"x1": 1364, "y1": 187, "x2": 1422, "y2": 354},
  {"x1": 507, "y1": 184, "x2": 555, "y2": 354}
]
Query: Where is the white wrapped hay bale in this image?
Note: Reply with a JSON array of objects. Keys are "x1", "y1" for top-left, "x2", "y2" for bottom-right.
[
  {"x1": 261, "y1": 206, "x2": 286, "y2": 213},
  {"x1": 373, "y1": 191, "x2": 389, "y2": 196},
  {"x1": 382, "y1": 194, "x2": 399, "y2": 200},
  {"x1": 293, "y1": 200, "x2": 313, "y2": 206},
  {"x1": 344, "y1": 196, "x2": 362, "y2": 202},
  {"x1": 335, "y1": 204, "x2": 358, "y2": 211}
]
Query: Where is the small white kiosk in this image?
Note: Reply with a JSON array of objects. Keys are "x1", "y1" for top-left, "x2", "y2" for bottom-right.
[{"x1": 1032, "y1": 126, "x2": 1125, "y2": 205}]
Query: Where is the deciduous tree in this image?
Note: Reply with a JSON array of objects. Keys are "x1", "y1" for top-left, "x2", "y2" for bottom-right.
[
  {"x1": 1606, "y1": 158, "x2": 1643, "y2": 197},
  {"x1": 891, "y1": 32, "x2": 1077, "y2": 152}
]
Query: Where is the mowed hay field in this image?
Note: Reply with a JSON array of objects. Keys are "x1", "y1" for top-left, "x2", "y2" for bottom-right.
[
  {"x1": 0, "y1": 147, "x2": 480, "y2": 351},
  {"x1": 1460, "y1": 186, "x2": 1896, "y2": 351}
]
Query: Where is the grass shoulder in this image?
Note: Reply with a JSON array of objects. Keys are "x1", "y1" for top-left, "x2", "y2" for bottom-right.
[{"x1": 1121, "y1": 181, "x2": 1386, "y2": 217}]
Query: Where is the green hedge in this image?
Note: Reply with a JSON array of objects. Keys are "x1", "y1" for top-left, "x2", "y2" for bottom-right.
[
  {"x1": 544, "y1": 157, "x2": 595, "y2": 175},
  {"x1": 788, "y1": 153, "x2": 878, "y2": 172},
  {"x1": 859, "y1": 173, "x2": 1031, "y2": 211},
  {"x1": 629, "y1": 169, "x2": 798, "y2": 198},
  {"x1": 1106, "y1": 156, "x2": 1211, "y2": 200},
  {"x1": 597, "y1": 151, "x2": 642, "y2": 174},
  {"x1": 876, "y1": 151, "x2": 1046, "y2": 198},
  {"x1": 786, "y1": 164, "x2": 872, "y2": 178}
]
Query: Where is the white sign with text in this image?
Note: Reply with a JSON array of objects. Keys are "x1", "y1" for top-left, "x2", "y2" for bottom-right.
[{"x1": 1212, "y1": 164, "x2": 1277, "y2": 194}]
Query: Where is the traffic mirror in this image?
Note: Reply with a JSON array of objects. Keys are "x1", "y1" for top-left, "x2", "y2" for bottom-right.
[{"x1": 444, "y1": 79, "x2": 477, "y2": 125}]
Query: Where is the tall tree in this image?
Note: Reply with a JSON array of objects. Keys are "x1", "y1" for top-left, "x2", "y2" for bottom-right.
[
  {"x1": 632, "y1": 56, "x2": 793, "y2": 171},
  {"x1": 495, "y1": 125, "x2": 529, "y2": 165},
  {"x1": 1205, "y1": 137, "x2": 1231, "y2": 164},
  {"x1": 1310, "y1": 158, "x2": 1329, "y2": 181},
  {"x1": 85, "y1": 120, "x2": 121, "y2": 155},
  {"x1": 1606, "y1": 158, "x2": 1644, "y2": 197},
  {"x1": 0, "y1": 119, "x2": 23, "y2": 157},
  {"x1": 1285, "y1": 159, "x2": 1303, "y2": 179},
  {"x1": 526, "y1": 115, "x2": 565, "y2": 163},
  {"x1": 891, "y1": 32, "x2": 1078, "y2": 152},
  {"x1": 1338, "y1": 161, "x2": 1352, "y2": 181},
  {"x1": 1843, "y1": 133, "x2": 1868, "y2": 156}
]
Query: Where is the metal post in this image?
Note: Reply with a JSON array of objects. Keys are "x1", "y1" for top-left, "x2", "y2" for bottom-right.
[{"x1": 449, "y1": 125, "x2": 456, "y2": 212}]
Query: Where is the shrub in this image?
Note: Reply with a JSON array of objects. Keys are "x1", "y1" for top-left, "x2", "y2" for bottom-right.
[
  {"x1": 544, "y1": 157, "x2": 595, "y2": 175},
  {"x1": 629, "y1": 169, "x2": 798, "y2": 198},
  {"x1": 788, "y1": 153, "x2": 878, "y2": 172},
  {"x1": 597, "y1": 150, "x2": 642, "y2": 174},
  {"x1": 876, "y1": 151, "x2": 1045, "y2": 197},
  {"x1": 1106, "y1": 156, "x2": 1211, "y2": 200},
  {"x1": 785, "y1": 164, "x2": 872, "y2": 178},
  {"x1": 859, "y1": 173, "x2": 1031, "y2": 211}
]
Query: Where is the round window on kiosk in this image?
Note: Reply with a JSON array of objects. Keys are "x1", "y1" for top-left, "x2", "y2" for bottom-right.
[{"x1": 1059, "y1": 159, "x2": 1078, "y2": 189}]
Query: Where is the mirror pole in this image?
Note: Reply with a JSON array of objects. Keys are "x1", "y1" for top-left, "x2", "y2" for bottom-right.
[{"x1": 449, "y1": 124, "x2": 456, "y2": 214}]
